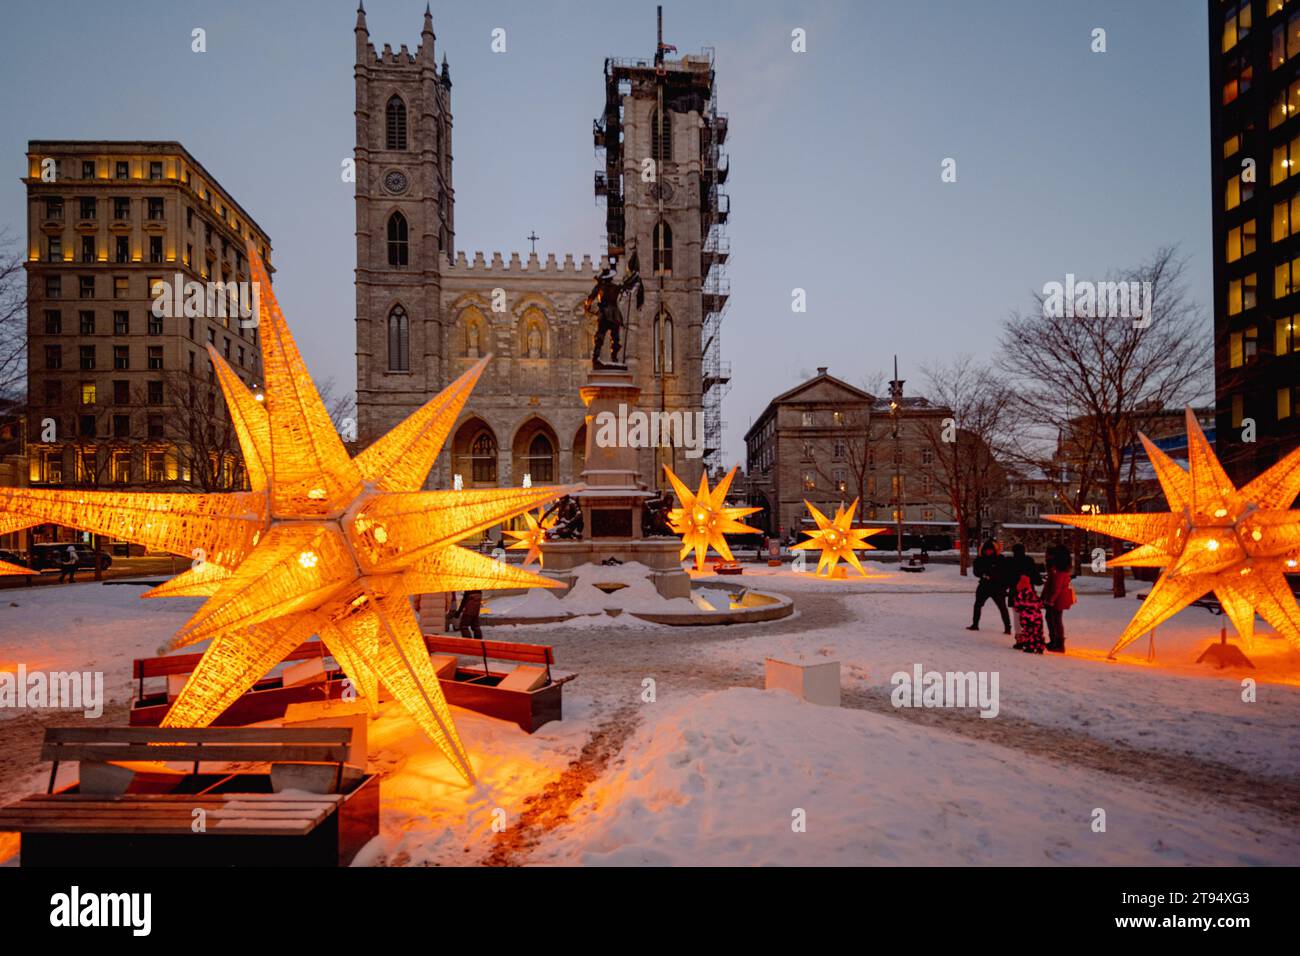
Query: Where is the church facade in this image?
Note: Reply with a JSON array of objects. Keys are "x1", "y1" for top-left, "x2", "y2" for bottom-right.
[{"x1": 352, "y1": 7, "x2": 728, "y2": 507}]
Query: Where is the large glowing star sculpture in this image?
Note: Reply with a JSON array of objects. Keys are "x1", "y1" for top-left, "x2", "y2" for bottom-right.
[
  {"x1": 1047, "y1": 408, "x2": 1300, "y2": 658},
  {"x1": 503, "y1": 509, "x2": 555, "y2": 567},
  {"x1": 0, "y1": 243, "x2": 572, "y2": 784},
  {"x1": 664, "y1": 465, "x2": 761, "y2": 571},
  {"x1": 792, "y1": 498, "x2": 884, "y2": 577}
]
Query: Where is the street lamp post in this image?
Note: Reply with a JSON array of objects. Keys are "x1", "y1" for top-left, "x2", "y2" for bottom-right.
[{"x1": 889, "y1": 356, "x2": 904, "y2": 564}]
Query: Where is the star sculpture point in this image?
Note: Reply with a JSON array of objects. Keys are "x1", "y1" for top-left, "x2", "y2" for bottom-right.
[
  {"x1": 663, "y1": 465, "x2": 761, "y2": 570},
  {"x1": 503, "y1": 508, "x2": 556, "y2": 567},
  {"x1": 791, "y1": 498, "x2": 884, "y2": 576},
  {"x1": 0, "y1": 243, "x2": 575, "y2": 784},
  {"x1": 1047, "y1": 408, "x2": 1300, "y2": 658}
]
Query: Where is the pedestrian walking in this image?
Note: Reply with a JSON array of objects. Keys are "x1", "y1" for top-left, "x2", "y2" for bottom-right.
[
  {"x1": 456, "y1": 589, "x2": 483, "y2": 641},
  {"x1": 967, "y1": 539, "x2": 1011, "y2": 634},
  {"x1": 58, "y1": 544, "x2": 78, "y2": 584}
]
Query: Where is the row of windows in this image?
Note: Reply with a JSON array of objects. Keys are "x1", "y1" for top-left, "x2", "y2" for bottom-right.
[
  {"x1": 797, "y1": 440, "x2": 936, "y2": 467},
  {"x1": 1227, "y1": 315, "x2": 1300, "y2": 367},
  {"x1": 29, "y1": 447, "x2": 244, "y2": 487},
  {"x1": 43, "y1": 309, "x2": 164, "y2": 336},
  {"x1": 43, "y1": 195, "x2": 165, "y2": 221},
  {"x1": 45, "y1": 234, "x2": 166, "y2": 264},
  {"x1": 798, "y1": 473, "x2": 938, "y2": 496},
  {"x1": 43, "y1": 344, "x2": 167, "y2": 371},
  {"x1": 44, "y1": 159, "x2": 165, "y2": 182},
  {"x1": 37, "y1": 157, "x2": 266, "y2": 256},
  {"x1": 42, "y1": 307, "x2": 253, "y2": 351}
]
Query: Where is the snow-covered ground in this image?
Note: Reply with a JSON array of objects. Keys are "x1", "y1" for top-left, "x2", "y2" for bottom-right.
[{"x1": 1, "y1": 563, "x2": 1297, "y2": 866}]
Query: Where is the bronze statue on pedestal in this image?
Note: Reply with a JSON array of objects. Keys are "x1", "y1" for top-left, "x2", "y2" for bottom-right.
[{"x1": 584, "y1": 252, "x2": 644, "y2": 368}]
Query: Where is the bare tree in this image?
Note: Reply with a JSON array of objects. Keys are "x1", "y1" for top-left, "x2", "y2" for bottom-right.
[
  {"x1": 316, "y1": 377, "x2": 356, "y2": 439},
  {"x1": 161, "y1": 370, "x2": 245, "y2": 492},
  {"x1": 808, "y1": 407, "x2": 875, "y2": 518},
  {"x1": 919, "y1": 356, "x2": 1018, "y2": 576},
  {"x1": 998, "y1": 246, "x2": 1212, "y2": 597},
  {"x1": 0, "y1": 231, "x2": 25, "y2": 404}
]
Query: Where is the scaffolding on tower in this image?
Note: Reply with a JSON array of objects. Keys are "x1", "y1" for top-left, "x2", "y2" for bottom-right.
[{"x1": 593, "y1": 8, "x2": 731, "y2": 475}]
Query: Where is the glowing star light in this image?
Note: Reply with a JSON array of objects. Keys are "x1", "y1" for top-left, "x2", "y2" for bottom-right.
[
  {"x1": 664, "y1": 465, "x2": 761, "y2": 571},
  {"x1": 0, "y1": 242, "x2": 574, "y2": 784},
  {"x1": 792, "y1": 498, "x2": 884, "y2": 576},
  {"x1": 503, "y1": 509, "x2": 555, "y2": 567},
  {"x1": 1047, "y1": 408, "x2": 1300, "y2": 658}
]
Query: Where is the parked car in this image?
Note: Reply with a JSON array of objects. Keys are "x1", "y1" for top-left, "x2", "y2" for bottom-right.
[{"x1": 28, "y1": 543, "x2": 111, "y2": 572}]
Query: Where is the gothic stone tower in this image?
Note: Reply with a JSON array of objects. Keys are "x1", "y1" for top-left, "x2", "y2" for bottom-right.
[
  {"x1": 354, "y1": 4, "x2": 454, "y2": 449},
  {"x1": 354, "y1": 7, "x2": 715, "y2": 509},
  {"x1": 596, "y1": 13, "x2": 729, "y2": 478}
]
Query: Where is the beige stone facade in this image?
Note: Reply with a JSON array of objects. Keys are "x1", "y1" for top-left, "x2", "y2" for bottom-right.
[
  {"x1": 23, "y1": 140, "x2": 270, "y2": 517},
  {"x1": 744, "y1": 368, "x2": 957, "y2": 540},
  {"x1": 352, "y1": 10, "x2": 717, "y2": 519}
]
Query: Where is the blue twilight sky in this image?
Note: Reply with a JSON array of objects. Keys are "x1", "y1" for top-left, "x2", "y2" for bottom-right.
[{"x1": 0, "y1": 0, "x2": 1210, "y2": 467}]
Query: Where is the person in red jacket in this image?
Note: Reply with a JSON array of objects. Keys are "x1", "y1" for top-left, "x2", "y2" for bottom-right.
[{"x1": 1041, "y1": 545, "x2": 1072, "y2": 652}]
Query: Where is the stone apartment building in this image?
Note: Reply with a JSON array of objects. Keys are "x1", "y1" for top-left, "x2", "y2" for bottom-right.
[
  {"x1": 352, "y1": 7, "x2": 726, "y2": 500},
  {"x1": 23, "y1": 141, "x2": 270, "y2": 548},
  {"x1": 743, "y1": 367, "x2": 956, "y2": 539}
]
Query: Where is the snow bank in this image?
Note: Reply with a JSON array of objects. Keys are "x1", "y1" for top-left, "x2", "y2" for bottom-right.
[{"x1": 535, "y1": 687, "x2": 1300, "y2": 866}]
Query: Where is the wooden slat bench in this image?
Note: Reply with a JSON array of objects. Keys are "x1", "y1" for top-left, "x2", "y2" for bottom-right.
[
  {"x1": 0, "y1": 726, "x2": 379, "y2": 867},
  {"x1": 130, "y1": 636, "x2": 573, "y2": 734}
]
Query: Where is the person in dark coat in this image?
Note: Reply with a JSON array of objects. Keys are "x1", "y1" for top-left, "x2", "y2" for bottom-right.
[
  {"x1": 967, "y1": 539, "x2": 1011, "y2": 634},
  {"x1": 456, "y1": 589, "x2": 483, "y2": 641},
  {"x1": 1042, "y1": 546, "x2": 1073, "y2": 652},
  {"x1": 1004, "y1": 543, "x2": 1041, "y2": 594}
]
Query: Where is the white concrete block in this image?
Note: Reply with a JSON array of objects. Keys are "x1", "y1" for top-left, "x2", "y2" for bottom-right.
[{"x1": 764, "y1": 657, "x2": 841, "y2": 707}]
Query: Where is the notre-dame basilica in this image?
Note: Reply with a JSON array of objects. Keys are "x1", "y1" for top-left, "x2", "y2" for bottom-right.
[{"x1": 352, "y1": 5, "x2": 730, "y2": 503}]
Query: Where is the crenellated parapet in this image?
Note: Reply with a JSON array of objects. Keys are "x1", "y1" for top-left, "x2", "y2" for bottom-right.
[{"x1": 444, "y1": 251, "x2": 601, "y2": 274}]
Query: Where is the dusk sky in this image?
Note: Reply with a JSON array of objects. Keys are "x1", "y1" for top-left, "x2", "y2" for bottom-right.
[{"x1": 0, "y1": 1, "x2": 1210, "y2": 466}]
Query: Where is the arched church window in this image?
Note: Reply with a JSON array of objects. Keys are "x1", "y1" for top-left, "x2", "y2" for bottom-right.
[
  {"x1": 387, "y1": 212, "x2": 408, "y2": 267},
  {"x1": 386, "y1": 95, "x2": 407, "y2": 150},
  {"x1": 387, "y1": 305, "x2": 409, "y2": 372},
  {"x1": 526, "y1": 433, "x2": 555, "y2": 482},
  {"x1": 471, "y1": 431, "x2": 497, "y2": 484},
  {"x1": 653, "y1": 220, "x2": 673, "y2": 274}
]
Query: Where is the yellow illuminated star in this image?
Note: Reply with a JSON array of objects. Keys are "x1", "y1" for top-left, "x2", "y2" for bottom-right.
[
  {"x1": 503, "y1": 509, "x2": 555, "y2": 567},
  {"x1": 0, "y1": 243, "x2": 573, "y2": 784},
  {"x1": 1047, "y1": 408, "x2": 1300, "y2": 658},
  {"x1": 664, "y1": 465, "x2": 761, "y2": 571},
  {"x1": 791, "y1": 498, "x2": 884, "y2": 577}
]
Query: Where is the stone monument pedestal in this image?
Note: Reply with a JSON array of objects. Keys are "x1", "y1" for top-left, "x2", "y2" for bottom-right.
[{"x1": 541, "y1": 366, "x2": 690, "y2": 600}]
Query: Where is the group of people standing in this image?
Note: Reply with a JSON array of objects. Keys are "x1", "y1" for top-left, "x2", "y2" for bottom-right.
[{"x1": 968, "y1": 541, "x2": 1075, "y2": 654}]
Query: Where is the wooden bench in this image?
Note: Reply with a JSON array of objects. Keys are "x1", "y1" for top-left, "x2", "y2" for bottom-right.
[
  {"x1": 130, "y1": 636, "x2": 573, "y2": 734},
  {"x1": 0, "y1": 726, "x2": 379, "y2": 867},
  {"x1": 130, "y1": 642, "x2": 341, "y2": 728}
]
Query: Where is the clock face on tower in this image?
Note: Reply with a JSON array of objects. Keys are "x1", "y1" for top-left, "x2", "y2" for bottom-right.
[{"x1": 383, "y1": 169, "x2": 409, "y2": 195}]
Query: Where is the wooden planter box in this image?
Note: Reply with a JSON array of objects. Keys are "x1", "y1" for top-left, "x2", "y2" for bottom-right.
[{"x1": 130, "y1": 636, "x2": 571, "y2": 734}]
